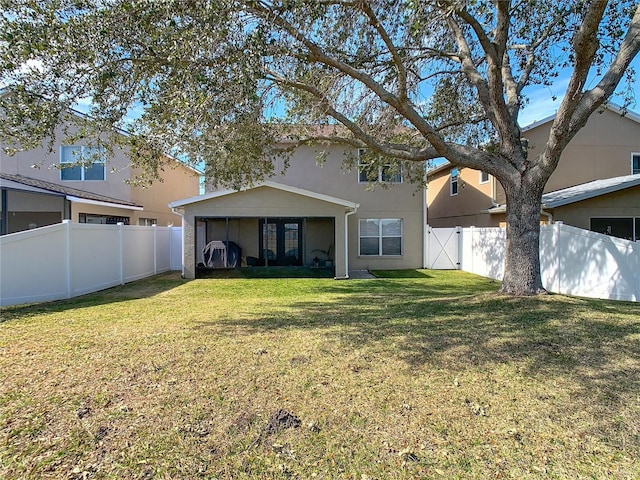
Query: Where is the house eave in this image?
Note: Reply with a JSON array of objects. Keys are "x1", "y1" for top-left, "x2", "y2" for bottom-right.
[{"x1": 169, "y1": 181, "x2": 360, "y2": 210}]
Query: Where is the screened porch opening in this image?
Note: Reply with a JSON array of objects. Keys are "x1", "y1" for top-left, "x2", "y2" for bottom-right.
[{"x1": 195, "y1": 216, "x2": 335, "y2": 277}]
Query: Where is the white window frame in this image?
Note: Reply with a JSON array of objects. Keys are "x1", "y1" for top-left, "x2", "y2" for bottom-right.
[
  {"x1": 138, "y1": 218, "x2": 158, "y2": 226},
  {"x1": 450, "y1": 167, "x2": 459, "y2": 196},
  {"x1": 479, "y1": 171, "x2": 490, "y2": 184},
  {"x1": 60, "y1": 145, "x2": 106, "y2": 181},
  {"x1": 632, "y1": 152, "x2": 640, "y2": 175},
  {"x1": 358, "y1": 218, "x2": 403, "y2": 256},
  {"x1": 590, "y1": 216, "x2": 639, "y2": 241},
  {"x1": 357, "y1": 149, "x2": 403, "y2": 184}
]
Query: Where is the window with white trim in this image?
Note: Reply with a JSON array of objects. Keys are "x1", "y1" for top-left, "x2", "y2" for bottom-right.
[
  {"x1": 79, "y1": 213, "x2": 129, "y2": 225},
  {"x1": 60, "y1": 145, "x2": 106, "y2": 181},
  {"x1": 138, "y1": 218, "x2": 158, "y2": 226},
  {"x1": 479, "y1": 171, "x2": 489, "y2": 184},
  {"x1": 359, "y1": 218, "x2": 403, "y2": 256},
  {"x1": 632, "y1": 153, "x2": 640, "y2": 175},
  {"x1": 358, "y1": 149, "x2": 402, "y2": 183},
  {"x1": 450, "y1": 167, "x2": 459, "y2": 195}
]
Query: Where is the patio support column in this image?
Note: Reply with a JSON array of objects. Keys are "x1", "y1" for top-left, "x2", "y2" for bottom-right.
[
  {"x1": 225, "y1": 217, "x2": 229, "y2": 268},
  {"x1": 1, "y1": 188, "x2": 7, "y2": 235}
]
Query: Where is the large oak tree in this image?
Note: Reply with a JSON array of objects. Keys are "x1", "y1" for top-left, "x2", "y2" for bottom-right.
[{"x1": 1, "y1": 0, "x2": 639, "y2": 294}]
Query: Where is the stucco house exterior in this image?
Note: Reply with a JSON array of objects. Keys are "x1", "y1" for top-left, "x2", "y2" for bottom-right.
[
  {"x1": 0, "y1": 123, "x2": 201, "y2": 235},
  {"x1": 169, "y1": 144, "x2": 427, "y2": 279},
  {"x1": 426, "y1": 105, "x2": 640, "y2": 240}
]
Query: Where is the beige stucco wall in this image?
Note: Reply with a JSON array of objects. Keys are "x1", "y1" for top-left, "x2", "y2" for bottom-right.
[
  {"x1": 131, "y1": 164, "x2": 200, "y2": 226},
  {"x1": 524, "y1": 109, "x2": 640, "y2": 194},
  {"x1": 550, "y1": 186, "x2": 640, "y2": 229},
  {"x1": 493, "y1": 107, "x2": 640, "y2": 204},
  {"x1": 0, "y1": 123, "x2": 133, "y2": 201},
  {"x1": 271, "y1": 145, "x2": 426, "y2": 271},
  {"x1": 427, "y1": 109, "x2": 640, "y2": 227},
  {"x1": 426, "y1": 166, "x2": 499, "y2": 228},
  {"x1": 1, "y1": 122, "x2": 200, "y2": 227}
]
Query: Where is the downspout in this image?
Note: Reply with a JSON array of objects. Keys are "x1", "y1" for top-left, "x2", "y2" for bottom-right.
[
  {"x1": 171, "y1": 207, "x2": 186, "y2": 277},
  {"x1": 541, "y1": 208, "x2": 553, "y2": 225},
  {"x1": 423, "y1": 173, "x2": 428, "y2": 269},
  {"x1": 336, "y1": 206, "x2": 358, "y2": 279}
]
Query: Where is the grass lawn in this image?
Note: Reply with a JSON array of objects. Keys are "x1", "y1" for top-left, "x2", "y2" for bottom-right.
[{"x1": 1, "y1": 270, "x2": 639, "y2": 479}]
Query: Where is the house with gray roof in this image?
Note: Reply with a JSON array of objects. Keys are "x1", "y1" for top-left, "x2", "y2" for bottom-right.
[{"x1": 426, "y1": 105, "x2": 640, "y2": 241}]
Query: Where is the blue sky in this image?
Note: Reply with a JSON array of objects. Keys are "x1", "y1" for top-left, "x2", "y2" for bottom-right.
[
  {"x1": 518, "y1": 57, "x2": 640, "y2": 126},
  {"x1": 67, "y1": 55, "x2": 639, "y2": 144}
]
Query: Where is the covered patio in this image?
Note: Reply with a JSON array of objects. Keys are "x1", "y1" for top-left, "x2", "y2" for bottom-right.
[{"x1": 169, "y1": 182, "x2": 359, "y2": 279}]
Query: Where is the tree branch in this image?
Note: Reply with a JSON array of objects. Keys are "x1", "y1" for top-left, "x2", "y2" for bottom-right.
[
  {"x1": 265, "y1": 71, "x2": 434, "y2": 161},
  {"x1": 359, "y1": 1, "x2": 408, "y2": 100},
  {"x1": 544, "y1": 0, "x2": 612, "y2": 167},
  {"x1": 246, "y1": 1, "x2": 451, "y2": 155}
]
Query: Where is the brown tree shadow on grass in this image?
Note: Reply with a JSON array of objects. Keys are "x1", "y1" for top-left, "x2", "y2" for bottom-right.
[
  {"x1": 0, "y1": 272, "x2": 190, "y2": 323},
  {"x1": 194, "y1": 279, "x2": 640, "y2": 451}
]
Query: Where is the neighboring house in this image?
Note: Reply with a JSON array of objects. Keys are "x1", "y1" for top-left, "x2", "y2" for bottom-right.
[
  {"x1": 0, "y1": 123, "x2": 201, "y2": 235},
  {"x1": 169, "y1": 144, "x2": 427, "y2": 279},
  {"x1": 427, "y1": 105, "x2": 640, "y2": 240}
]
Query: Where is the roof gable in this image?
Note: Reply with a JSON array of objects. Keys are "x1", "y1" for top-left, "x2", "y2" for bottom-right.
[
  {"x1": 522, "y1": 103, "x2": 640, "y2": 132},
  {"x1": 169, "y1": 181, "x2": 359, "y2": 209}
]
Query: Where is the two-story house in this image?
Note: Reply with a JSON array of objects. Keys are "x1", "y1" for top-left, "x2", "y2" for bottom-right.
[
  {"x1": 426, "y1": 105, "x2": 640, "y2": 241},
  {"x1": 169, "y1": 144, "x2": 427, "y2": 279},
  {"x1": 1, "y1": 121, "x2": 201, "y2": 235}
]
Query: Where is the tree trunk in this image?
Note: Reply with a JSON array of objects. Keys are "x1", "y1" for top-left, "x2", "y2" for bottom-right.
[{"x1": 500, "y1": 184, "x2": 547, "y2": 295}]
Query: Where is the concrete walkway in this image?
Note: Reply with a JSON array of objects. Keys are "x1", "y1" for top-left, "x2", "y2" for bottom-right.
[{"x1": 348, "y1": 270, "x2": 377, "y2": 279}]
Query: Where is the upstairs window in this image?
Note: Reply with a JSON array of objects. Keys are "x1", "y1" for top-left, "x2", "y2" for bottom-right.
[
  {"x1": 358, "y1": 149, "x2": 402, "y2": 183},
  {"x1": 60, "y1": 146, "x2": 106, "y2": 181},
  {"x1": 479, "y1": 171, "x2": 490, "y2": 184},
  {"x1": 632, "y1": 153, "x2": 640, "y2": 175},
  {"x1": 450, "y1": 167, "x2": 459, "y2": 195}
]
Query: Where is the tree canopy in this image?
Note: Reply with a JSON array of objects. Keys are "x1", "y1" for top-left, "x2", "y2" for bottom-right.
[{"x1": 2, "y1": 0, "x2": 639, "y2": 294}]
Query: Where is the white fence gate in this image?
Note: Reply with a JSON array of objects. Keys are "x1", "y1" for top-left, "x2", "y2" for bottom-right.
[
  {"x1": 427, "y1": 223, "x2": 640, "y2": 302},
  {"x1": 426, "y1": 226, "x2": 461, "y2": 269},
  {"x1": 0, "y1": 221, "x2": 183, "y2": 307}
]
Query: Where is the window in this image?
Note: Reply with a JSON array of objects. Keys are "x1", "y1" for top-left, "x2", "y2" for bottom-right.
[
  {"x1": 358, "y1": 149, "x2": 402, "y2": 183},
  {"x1": 479, "y1": 171, "x2": 489, "y2": 184},
  {"x1": 632, "y1": 153, "x2": 640, "y2": 175},
  {"x1": 60, "y1": 146, "x2": 106, "y2": 181},
  {"x1": 79, "y1": 213, "x2": 129, "y2": 225},
  {"x1": 450, "y1": 167, "x2": 459, "y2": 195},
  {"x1": 590, "y1": 217, "x2": 638, "y2": 241},
  {"x1": 138, "y1": 218, "x2": 158, "y2": 226},
  {"x1": 359, "y1": 218, "x2": 403, "y2": 256}
]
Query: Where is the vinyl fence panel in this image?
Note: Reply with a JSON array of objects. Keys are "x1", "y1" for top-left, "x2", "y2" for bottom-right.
[
  {"x1": 69, "y1": 223, "x2": 122, "y2": 297},
  {"x1": 0, "y1": 221, "x2": 182, "y2": 306},
  {"x1": 0, "y1": 223, "x2": 69, "y2": 305},
  {"x1": 428, "y1": 223, "x2": 639, "y2": 302}
]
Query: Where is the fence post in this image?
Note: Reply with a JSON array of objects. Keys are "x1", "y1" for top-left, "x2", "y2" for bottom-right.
[
  {"x1": 118, "y1": 222, "x2": 124, "y2": 285},
  {"x1": 456, "y1": 226, "x2": 462, "y2": 270},
  {"x1": 636, "y1": 240, "x2": 640, "y2": 302},
  {"x1": 554, "y1": 222, "x2": 562, "y2": 294},
  {"x1": 64, "y1": 220, "x2": 72, "y2": 299},
  {"x1": 426, "y1": 225, "x2": 431, "y2": 269},
  {"x1": 468, "y1": 226, "x2": 474, "y2": 274},
  {"x1": 153, "y1": 224, "x2": 158, "y2": 275}
]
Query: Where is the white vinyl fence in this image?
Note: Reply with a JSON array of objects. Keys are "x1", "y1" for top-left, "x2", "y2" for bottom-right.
[
  {"x1": 0, "y1": 221, "x2": 182, "y2": 307},
  {"x1": 427, "y1": 223, "x2": 640, "y2": 302}
]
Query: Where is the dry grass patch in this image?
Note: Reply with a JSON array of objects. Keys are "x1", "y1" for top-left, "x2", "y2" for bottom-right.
[{"x1": 1, "y1": 270, "x2": 639, "y2": 479}]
